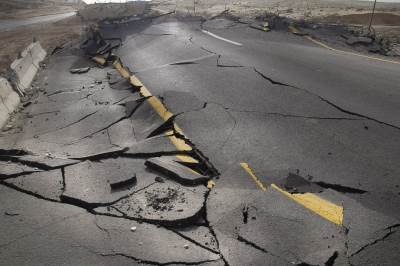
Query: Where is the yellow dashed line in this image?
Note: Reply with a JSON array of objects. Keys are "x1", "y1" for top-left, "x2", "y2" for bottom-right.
[
  {"x1": 112, "y1": 60, "x2": 198, "y2": 164},
  {"x1": 240, "y1": 163, "x2": 267, "y2": 191},
  {"x1": 241, "y1": 162, "x2": 343, "y2": 225},
  {"x1": 289, "y1": 26, "x2": 400, "y2": 65},
  {"x1": 207, "y1": 180, "x2": 216, "y2": 189}
]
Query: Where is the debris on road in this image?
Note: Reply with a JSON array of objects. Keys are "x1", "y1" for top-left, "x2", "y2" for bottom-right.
[
  {"x1": 69, "y1": 67, "x2": 90, "y2": 74},
  {"x1": 145, "y1": 158, "x2": 211, "y2": 186},
  {"x1": 346, "y1": 36, "x2": 373, "y2": 45}
]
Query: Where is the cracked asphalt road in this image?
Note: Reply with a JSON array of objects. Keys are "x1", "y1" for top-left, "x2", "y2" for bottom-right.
[{"x1": 1, "y1": 14, "x2": 400, "y2": 265}]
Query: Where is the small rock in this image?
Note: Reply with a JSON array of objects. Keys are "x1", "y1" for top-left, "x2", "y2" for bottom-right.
[
  {"x1": 184, "y1": 244, "x2": 189, "y2": 249},
  {"x1": 130, "y1": 226, "x2": 137, "y2": 232}
]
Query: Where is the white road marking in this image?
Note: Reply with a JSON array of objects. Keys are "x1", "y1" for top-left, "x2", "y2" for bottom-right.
[{"x1": 201, "y1": 30, "x2": 243, "y2": 46}]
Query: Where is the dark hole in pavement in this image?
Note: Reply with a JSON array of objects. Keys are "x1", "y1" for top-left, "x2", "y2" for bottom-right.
[{"x1": 242, "y1": 205, "x2": 249, "y2": 224}]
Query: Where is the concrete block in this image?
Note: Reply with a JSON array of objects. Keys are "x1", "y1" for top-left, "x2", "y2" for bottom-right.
[
  {"x1": 10, "y1": 42, "x2": 46, "y2": 92},
  {"x1": 0, "y1": 77, "x2": 20, "y2": 129}
]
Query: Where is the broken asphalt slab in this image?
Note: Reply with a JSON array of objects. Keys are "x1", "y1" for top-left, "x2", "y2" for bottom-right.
[
  {"x1": 61, "y1": 159, "x2": 155, "y2": 207},
  {"x1": 0, "y1": 185, "x2": 219, "y2": 265},
  {"x1": 145, "y1": 157, "x2": 211, "y2": 186},
  {"x1": 3, "y1": 169, "x2": 64, "y2": 201},
  {"x1": 207, "y1": 187, "x2": 345, "y2": 265},
  {"x1": 0, "y1": 161, "x2": 41, "y2": 180},
  {"x1": 95, "y1": 180, "x2": 208, "y2": 226}
]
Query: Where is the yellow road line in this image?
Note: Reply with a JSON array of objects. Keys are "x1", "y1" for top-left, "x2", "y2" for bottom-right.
[
  {"x1": 288, "y1": 26, "x2": 400, "y2": 65},
  {"x1": 113, "y1": 61, "x2": 131, "y2": 79},
  {"x1": 112, "y1": 60, "x2": 198, "y2": 164},
  {"x1": 240, "y1": 163, "x2": 267, "y2": 191},
  {"x1": 271, "y1": 184, "x2": 343, "y2": 225},
  {"x1": 241, "y1": 162, "x2": 343, "y2": 225},
  {"x1": 93, "y1": 56, "x2": 106, "y2": 66}
]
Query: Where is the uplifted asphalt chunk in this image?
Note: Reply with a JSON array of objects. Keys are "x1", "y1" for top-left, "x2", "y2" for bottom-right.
[
  {"x1": 0, "y1": 161, "x2": 40, "y2": 179},
  {"x1": 103, "y1": 180, "x2": 208, "y2": 225},
  {"x1": 145, "y1": 157, "x2": 210, "y2": 186},
  {"x1": 280, "y1": 172, "x2": 323, "y2": 194},
  {"x1": 5, "y1": 170, "x2": 64, "y2": 201},
  {"x1": 62, "y1": 159, "x2": 155, "y2": 207},
  {"x1": 129, "y1": 98, "x2": 169, "y2": 141},
  {"x1": 70, "y1": 67, "x2": 90, "y2": 74},
  {"x1": 124, "y1": 135, "x2": 181, "y2": 156}
]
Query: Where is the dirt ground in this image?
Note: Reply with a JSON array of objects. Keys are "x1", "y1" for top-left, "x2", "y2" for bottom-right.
[
  {"x1": 0, "y1": 15, "x2": 84, "y2": 76},
  {"x1": 0, "y1": 0, "x2": 81, "y2": 19},
  {"x1": 0, "y1": 6, "x2": 76, "y2": 19},
  {"x1": 152, "y1": 0, "x2": 400, "y2": 18}
]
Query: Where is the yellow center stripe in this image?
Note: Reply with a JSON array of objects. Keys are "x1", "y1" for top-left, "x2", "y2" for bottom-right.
[
  {"x1": 93, "y1": 55, "x2": 106, "y2": 66},
  {"x1": 241, "y1": 162, "x2": 343, "y2": 225},
  {"x1": 112, "y1": 61, "x2": 198, "y2": 164},
  {"x1": 240, "y1": 163, "x2": 267, "y2": 191},
  {"x1": 271, "y1": 184, "x2": 343, "y2": 225}
]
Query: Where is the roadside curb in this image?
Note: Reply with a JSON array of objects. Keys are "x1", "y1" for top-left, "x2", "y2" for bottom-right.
[{"x1": 0, "y1": 77, "x2": 20, "y2": 129}]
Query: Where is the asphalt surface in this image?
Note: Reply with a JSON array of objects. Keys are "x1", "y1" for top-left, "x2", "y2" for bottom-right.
[
  {"x1": 0, "y1": 12, "x2": 76, "y2": 32},
  {"x1": 0, "y1": 14, "x2": 399, "y2": 265}
]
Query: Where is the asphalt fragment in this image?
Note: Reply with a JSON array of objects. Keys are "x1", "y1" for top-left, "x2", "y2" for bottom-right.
[{"x1": 145, "y1": 157, "x2": 211, "y2": 186}]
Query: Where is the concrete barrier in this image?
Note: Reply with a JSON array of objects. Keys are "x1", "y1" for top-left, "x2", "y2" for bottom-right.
[
  {"x1": 0, "y1": 77, "x2": 20, "y2": 129},
  {"x1": 10, "y1": 41, "x2": 46, "y2": 93}
]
